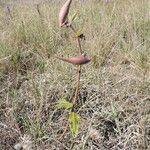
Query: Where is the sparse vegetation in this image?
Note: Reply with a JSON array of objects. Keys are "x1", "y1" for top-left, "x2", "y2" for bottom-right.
[{"x1": 0, "y1": 0, "x2": 150, "y2": 150}]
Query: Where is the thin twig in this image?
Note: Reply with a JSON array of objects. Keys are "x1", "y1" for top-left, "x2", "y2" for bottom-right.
[
  {"x1": 77, "y1": 37, "x2": 82, "y2": 55},
  {"x1": 68, "y1": 24, "x2": 82, "y2": 110},
  {"x1": 72, "y1": 65, "x2": 81, "y2": 111},
  {"x1": 69, "y1": 25, "x2": 83, "y2": 54},
  {"x1": 70, "y1": 24, "x2": 82, "y2": 110},
  {"x1": 58, "y1": 121, "x2": 69, "y2": 140},
  {"x1": 69, "y1": 24, "x2": 76, "y2": 33}
]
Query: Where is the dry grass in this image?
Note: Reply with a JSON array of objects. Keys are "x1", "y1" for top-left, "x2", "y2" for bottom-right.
[{"x1": 0, "y1": 0, "x2": 150, "y2": 149}]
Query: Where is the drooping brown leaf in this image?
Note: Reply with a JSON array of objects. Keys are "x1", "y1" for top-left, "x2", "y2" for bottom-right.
[
  {"x1": 59, "y1": 0, "x2": 72, "y2": 27},
  {"x1": 56, "y1": 54, "x2": 91, "y2": 65}
]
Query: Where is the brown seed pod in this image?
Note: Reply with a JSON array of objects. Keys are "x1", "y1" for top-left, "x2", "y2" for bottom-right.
[
  {"x1": 59, "y1": 0, "x2": 72, "y2": 27},
  {"x1": 56, "y1": 54, "x2": 91, "y2": 65}
]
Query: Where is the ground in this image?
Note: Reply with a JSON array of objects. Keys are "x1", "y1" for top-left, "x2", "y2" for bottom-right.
[{"x1": 0, "y1": 0, "x2": 150, "y2": 149}]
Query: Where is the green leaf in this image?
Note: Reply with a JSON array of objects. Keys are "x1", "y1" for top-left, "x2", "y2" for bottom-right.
[
  {"x1": 76, "y1": 30, "x2": 85, "y2": 40},
  {"x1": 69, "y1": 112, "x2": 80, "y2": 136},
  {"x1": 76, "y1": 30, "x2": 82, "y2": 37},
  {"x1": 56, "y1": 99, "x2": 73, "y2": 109},
  {"x1": 69, "y1": 12, "x2": 78, "y2": 23}
]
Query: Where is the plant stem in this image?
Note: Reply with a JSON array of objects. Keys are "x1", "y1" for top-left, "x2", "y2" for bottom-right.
[
  {"x1": 69, "y1": 25, "x2": 82, "y2": 111},
  {"x1": 58, "y1": 23, "x2": 83, "y2": 139},
  {"x1": 69, "y1": 25, "x2": 83, "y2": 54},
  {"x1": 58, "y1": 65, "x2": 81, "y2": 140},
  {"x1": 69, "y1": 24, "x2": 76, "y2": 33},
  {"x1": 58, "y1": 121, "x2": 69, "y2": 140},
  {"x1": 77, "y1": 37, "x2": 82, "y2": 54},
  {"x1": 72, "y1": 65, "x2": 81, "y2": 112}
]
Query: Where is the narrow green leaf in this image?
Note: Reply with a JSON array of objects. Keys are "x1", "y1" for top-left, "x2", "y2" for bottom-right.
[
  {"x1": 56, "y1": 99, "x2": 73, "y2": 109},
  {"x1": 69, "y1": 112, "x2": 80, "y2": 135},
  {"x1": 69, "y1": 12, "x2": 78, "y2": 23}
]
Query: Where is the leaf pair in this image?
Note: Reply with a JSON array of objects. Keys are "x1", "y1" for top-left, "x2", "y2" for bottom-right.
[{"x1": 56, "y1": 99, "x2": 79, "y2": 135}]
